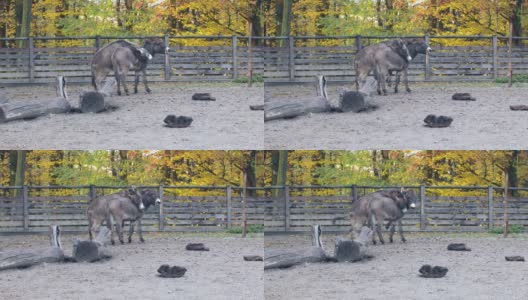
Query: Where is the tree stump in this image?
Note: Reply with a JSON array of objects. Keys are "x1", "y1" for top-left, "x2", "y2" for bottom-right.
[
  {"x1": 333, "y1": 226, "x2": 372, "y2": 262},
  {"x1": 79, "y1": 79, "x2": 114, "y2": 113},
  {"x1": 72, "y1": 227, "x2": 112, "y2": 262},
  {"x1": 0, "y1": 225, "x2": 64, "y2": 271},
  {"x1": 79, "y1": 91, "x2": 106, "y2": 113}
]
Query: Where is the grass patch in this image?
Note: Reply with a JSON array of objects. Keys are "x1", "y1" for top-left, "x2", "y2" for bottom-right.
[
  {"x1": 233, "y1": 74, "x2": 264, "y2": 84},
  {"x1": 495, "y1": 74, "x2": 528, "y2": 83},
  {"x1": 226, "y1": 224, "x2": 264, "y2": 234},
  {"x1": 489, "y1": 224, "x2": 524, "y2": 234}
]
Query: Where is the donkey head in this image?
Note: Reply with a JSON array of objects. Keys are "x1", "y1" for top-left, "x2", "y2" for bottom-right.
[
  {"x1": 405, "y1": 39, "x2": 432, "y2": 57},
  {"x1": 400, "y1": 187, "x2": 417, "y2": 210},
  {"x1": 143, "y1": 39, "x2": 168, "y2": 56},
  {"x1": 386, "y1": 39, "x2": 412, "y2": 62},
  {"x1": 127, "y1": 186, "x2": 145, "y2": 211},
  {"x1": 139, "y1": 189, "x2": 162, "y2": 209}
]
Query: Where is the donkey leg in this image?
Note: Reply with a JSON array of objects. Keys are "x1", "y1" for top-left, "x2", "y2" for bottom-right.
[
  {"x1": 134, "y1": 72, "x2": 140, "y2": 94},
  {"x1": 138, "y1": 219, "x2": 145, "y2": 243},
  {"x1": 373, "y1": 215, "x2": 385, "y2": 244},
  {"x1": 404, "y1": 68, "x2": 411, "y2": 93},
  {"x1": 142, "y1": 70, "x2": 151, "y2": 93},
  {"x1": 398, "y1": 219, "x2": 406, "y2": 243},
  {"x1": 128, "y1": 221, "x2": 135, "y2": 243},
  {"x1": 389, "y1": 223, "x2": 396, "y2": 243},
  {"x1": 88, "y1": 218, "x2": 93, "y2": 240},
  {"x1": 120, "y1": 72, "x2": 129, "y2": 96},
  {"x1": 106, "y1": 216, "x2": 116, "y2": 245},
  {"x1": 395, "y1": 73, "x2": 401, "y2": 94},
  {"x1": 114, "y1": 216, "x2": 125, "y2": 244},
  {"x1": 114, "y1": 72, "x2": 122, "y2": 96}
]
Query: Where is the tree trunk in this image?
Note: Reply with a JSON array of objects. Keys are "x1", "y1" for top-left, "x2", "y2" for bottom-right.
[
  {"x1": 503, "y1": 172, "x2": 509, "y2": 238},
  {"x1": 241, "y1": 170, "x2": 248, "y2": 238},
  {"x1": 72, "y1": 227, "x2": 112, "y2": 262},
  {"x1": 507, "y1": 150, "x2": 519, "y2": 197},
  {"x1": 0, "y1": 225, "x2": 64, "y2": 271},
  {"x1": 15, "y1": 0, "x2": 31, "y2": 48},
  {"x1": 276, "y1": 150, "x2": 288, "y2": 189},
  {"x1": 512, "y1": 0, "x2": 523, "y2": 46},
  {"x1": 0, "y1": 0, "x2": 8, "y2": 47},
  {"x1": 245, "y1": 151, "x2": 257, "y2": 197}
]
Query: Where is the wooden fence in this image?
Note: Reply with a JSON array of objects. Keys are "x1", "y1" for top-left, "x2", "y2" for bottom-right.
[
  {"x1": 1, "y1": 35, "x2": 526, "y2": 84},
  {"x1": 0, "y1": 35, "x2": 263, "y2": 84},
  {"x1": 0, "y1": 185, "x2": 265, "y2": 233},
  {"x1": 263, "y1": 35, "x2": 528, "y2": 82},
  {"x1": 263, "y1": 185, "x2": 528, "y2": 233}
]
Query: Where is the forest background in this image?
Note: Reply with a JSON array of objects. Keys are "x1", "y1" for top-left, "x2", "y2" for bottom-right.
[
  {"x1": 0, "y1": 150, "x2": 526, "y2": 196},
  {"x1": 0, "y1": 0, "x2": 527, "y2": 46}
]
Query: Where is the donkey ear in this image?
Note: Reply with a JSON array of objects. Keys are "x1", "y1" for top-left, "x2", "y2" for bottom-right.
[{"x1": 400, "y1": 187, "x2": 405, "y2": 194}]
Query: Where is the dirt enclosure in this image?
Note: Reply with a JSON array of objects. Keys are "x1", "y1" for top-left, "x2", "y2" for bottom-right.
[
  {"x1": 265, "y1": 232, "x2": 528, "y2": 300},
  {"x1": 0, "y1": 82, "x2": 263, "y2": 149},
  {"x1": 264, "y1": 82, "x2": 528, "y2": 150},
  {"x1": 0, "y1": 232, "x2": 263, "y2": 300}
]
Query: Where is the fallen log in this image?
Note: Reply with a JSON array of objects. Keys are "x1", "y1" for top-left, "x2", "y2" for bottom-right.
[
  {"x1": 264, "y1": 76, "x2": 377, "y2": 121},
  {"x1": 0, "y1": 225, "x2": 64, "y2": 271},
  {"x1": 78, "y1": 79, "x2": 115, "y2": 113},
  {"x1": 265, "y1": 225, "x2": 373, "y2": 269},
  {"x1": 0, "y1": 76, "x2": 71, "y2": 123},
  {"x1": 264, "y1": 225, "x2": 327, "y2": 270},
  {"x1": 72, "y1": 227, "x2": 112, "y2": 262}
]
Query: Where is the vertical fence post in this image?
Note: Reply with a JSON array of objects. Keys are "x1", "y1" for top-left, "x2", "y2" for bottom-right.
[
  {"x1": 22, "y1": 185, "x2": 29, "y2": 231},
  {"x1": 164, "y1": 35, "x2": 171, "y2": 80},
  {"x1": 89, "y1": 184, "x2": 96, "y2": 202},
  {"x1": 424, "y1": 34, "x2": 431, "y2": 81},
  {"x1": 226, "y1": 185, "x2": 232, "y2": 228},
  {"x1": 492, "y1": 35, "x2": 498, "y2": 79},
  {"x1": 284, "y1": 185, "x2": 290, "y2": 230},
  {"x1": 351, "y1": 185, "x2": 358, "y2": 203},
  {"x1": 355, "y1": 35, "x2": 362, "y2": 52},
  {"x1": 420, "y1": 185, "x2": 426, "y2": 230},
  {"x1": 232, "y1": 36, "x2": 238, "y2": 79},
  {"x1": 488, "y1": 186, "x2": 494, "y2": 230},
  {"x1": 158, "y1": 185, "x2": 165, "y2": 231},
  {"x1": 288, "y1": 36, "x2": 295, "y2": 81},
  {"x1": 28, "y1": 37, "x2": 34, "y2": 83},
  {"x1": 95, "y1": 35, "x2": 101, "y2": 50}
]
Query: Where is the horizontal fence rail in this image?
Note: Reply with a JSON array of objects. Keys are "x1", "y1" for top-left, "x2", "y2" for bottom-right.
[
  {"x1": 263, "y1": 185, "x2": 528, "y2": 233},
  {"x1": 0, "y1": 185, "x2": 264, "y2": 233},
  {"x1": 0, "y1": 35, "x2": 526, "y2": 84}
]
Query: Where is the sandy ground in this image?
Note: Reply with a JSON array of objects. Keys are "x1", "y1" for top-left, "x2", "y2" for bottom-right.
[
  {"x1": 265, "y1": 232, "x2": 528, "y2": 300},
  {"x1": 264, "y1": 82, "x2": 528, "y2": 150},
  {"x1": 0, "y1": 232, "x2": 263, "y2": 300},
  {"x1": 0, "y1": 82, "x2": 263, "y2": 150}
]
